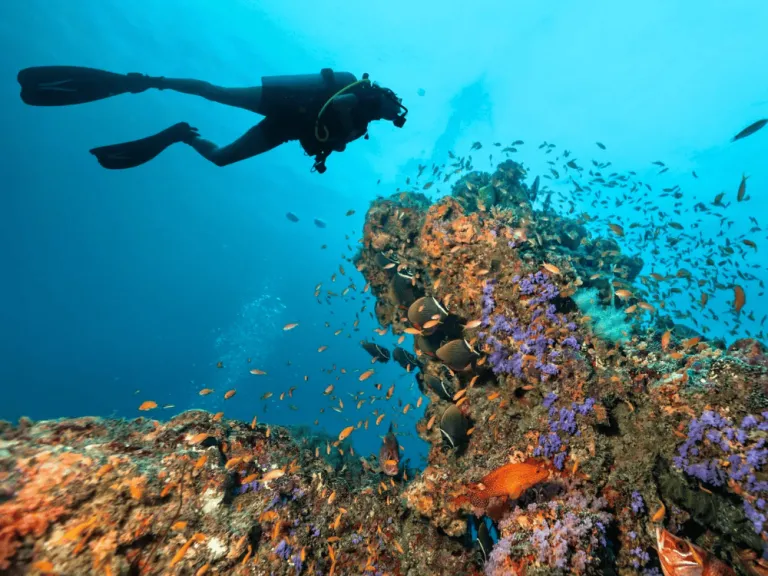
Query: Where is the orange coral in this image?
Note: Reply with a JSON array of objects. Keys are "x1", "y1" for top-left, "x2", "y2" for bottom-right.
[
  {"x1": 451, "y1": 216, "x2": 476, "y2": 244},
  {"x1": 370, "y1": 231, "x2": 393, "y2": 251},
  {"x1": 0, "y1": 450, "x2": 101, "y2": 569}
]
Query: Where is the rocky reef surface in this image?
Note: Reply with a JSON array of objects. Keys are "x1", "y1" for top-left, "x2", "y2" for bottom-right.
[
  {"x1": 2, "y1": 159, "x2": 768, "y2": 575},
  {"x1": 0, "y1": 411, "x2": 469, "y2": 575}
]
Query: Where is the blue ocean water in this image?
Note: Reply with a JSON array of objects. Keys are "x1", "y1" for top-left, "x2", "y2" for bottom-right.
[{"x1": 2, "y1": 0, "x2": 767, "y2": 465}]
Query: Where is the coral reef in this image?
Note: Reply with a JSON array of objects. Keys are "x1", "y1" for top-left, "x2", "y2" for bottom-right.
[
  {"x1": 0, "y1": 412, "x2": 474, "y2": 575},
  {"x1": 3, "y1": 157, "x2": 768, "y2": 575},
  {"x1": 350, "y1": 159, "x2": 768, "y2": 575}
]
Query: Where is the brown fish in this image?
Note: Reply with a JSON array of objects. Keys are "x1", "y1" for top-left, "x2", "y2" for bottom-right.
[
  {"x1": 656, "y1": 528, "x2": 735, "y2": 576},
  {"x1": 378, "y1": 424, "x2": 400, "y2": 476},
  {"x1": 608, "y1": 223, "x2": 625, "y2": 237},
  {"x1": 734, "y1": 285, "x2": 746, "y2": 313},
  {"x1": 737, "y1": 174, "x2": 748, "y2": 202}
]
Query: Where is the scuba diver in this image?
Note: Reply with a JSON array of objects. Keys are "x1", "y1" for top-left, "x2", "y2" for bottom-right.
[{"x1": 17, "y1": 66, "x2": 407, "y2": 173}]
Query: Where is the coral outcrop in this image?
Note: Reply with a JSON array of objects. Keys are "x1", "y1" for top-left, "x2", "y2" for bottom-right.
[{"x1": 352, "y1": 160, "x2": 767, "y2": 575}]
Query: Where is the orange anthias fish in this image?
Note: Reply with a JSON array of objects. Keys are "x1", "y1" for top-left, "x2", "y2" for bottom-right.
[
  {"x1": 378, "y1": 424, "x2": 400, "y2": 476},
  {"x1": 466, "y1": 459, "x2": 550, "y2": 508},
  {"x1": 656, "y1": 528, "x2": 735, "y2": 576},
  {"x1": 733, "y1": 285, "x2": 746, "y2": 313}
]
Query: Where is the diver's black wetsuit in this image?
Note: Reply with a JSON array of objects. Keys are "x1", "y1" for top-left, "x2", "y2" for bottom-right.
[
  {"x1": 154, "y1": 79, "x2": 279, "y2": 166},
  {"x1": 17, "y1": 66, "x2": 407, "y2": 172},
  {"x1": 150, "y1": 74, "x2": 390, "y2": 168}
]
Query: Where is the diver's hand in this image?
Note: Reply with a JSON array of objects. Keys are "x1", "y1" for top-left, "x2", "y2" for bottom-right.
[
  {"x1": 169, "y1": 122, "x2": 200, "y2": 143},
  {"x1": 125, "y1": 73, "x2": 164, "y2": 93}
]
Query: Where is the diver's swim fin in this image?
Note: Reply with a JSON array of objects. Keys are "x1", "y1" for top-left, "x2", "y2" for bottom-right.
[
  {"x1": 90, "y1": 123, "x2": 198, "y2": 170},
  {"x1": 18, "y1": 66, "x2": 153, "y2": 106}
]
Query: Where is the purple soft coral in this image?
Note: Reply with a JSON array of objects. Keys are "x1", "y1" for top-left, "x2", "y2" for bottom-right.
[
  {"x1": 675, "y1": 409, "x2": 768, "y2": 534},
  {"x1": 535, "y1": 398, "x2": 595, "y2": 469},
  {"x1": 482, "y1": 271, "x2": 577, "y2": 383}
]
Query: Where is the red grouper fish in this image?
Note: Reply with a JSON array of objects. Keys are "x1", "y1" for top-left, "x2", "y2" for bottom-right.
[
  {"x1": 656, "y1": 528, "x2": 735, "y2": 576},
  {"x1": 379, "y1": 424, "x2": 400, "y2": 476}
]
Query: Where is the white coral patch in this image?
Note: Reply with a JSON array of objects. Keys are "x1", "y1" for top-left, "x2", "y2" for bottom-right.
[
  {"x1": 207, "y1": 536, "x2": 227, "y2": 560},
  {"x1": 201, "y1": 488, "x2": 223, "y2": 514}
]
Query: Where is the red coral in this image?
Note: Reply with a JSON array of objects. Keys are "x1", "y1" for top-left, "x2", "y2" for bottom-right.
[
  {"x1": 0, "y1": 496, "x2": 67, "y2": 569},
  {"x1": 0, "y1": 452, "x2": 90, "y2": 569}
]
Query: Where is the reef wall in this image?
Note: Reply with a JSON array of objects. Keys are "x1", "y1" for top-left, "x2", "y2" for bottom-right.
[
  {"x1": 2, "y1": 159, "x2": 767, "y2": 575},
  {"x1": 353, "y1": 160, "x2": 767, "y2": 575}
]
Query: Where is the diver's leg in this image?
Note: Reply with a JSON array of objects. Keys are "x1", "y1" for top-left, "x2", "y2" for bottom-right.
[
  {"x1": 151, "y1": 77, "x2": 264, "y2": 114},
  {"x1": 184, "y1": 119, "x2": 287, "y2": 167}
]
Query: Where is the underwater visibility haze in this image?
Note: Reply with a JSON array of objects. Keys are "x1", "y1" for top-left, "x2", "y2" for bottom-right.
[{"x1": 2, "y1": 1, "x2": 768, "y2": 574}]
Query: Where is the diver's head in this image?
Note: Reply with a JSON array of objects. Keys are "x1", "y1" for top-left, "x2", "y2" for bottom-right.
[
  {"x1": 369, "y1": 86, "x2": 406, "y2": 127},
  {"x1": 377, "y1": 88, "x2": 402, "y2": 121}
]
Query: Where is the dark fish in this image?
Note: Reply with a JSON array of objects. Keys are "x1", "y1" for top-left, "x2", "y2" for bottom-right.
[
  {"x1": 424, "y1": 372, "x2": 455, "y2": 401},
  {"x1": 436, "y1": 339, "x2": 478, "y2": 370},
  {"x1": 737, "y1": 174, "x2": 749, "y2": 202},
  {"x1": 596, "y1": 142, "x2": 606, "y2": 149},
  {"x1": 361, "y1": 341, "x2": 390, "y2": 362},
  {"x1": 392, "y1": 270, "x2": 417, "y2": 306},
  {"x1": 470, "y1": 141, "x2": 482, "y2": 151},
  {"x1": 314, "y1": 218, "x2": 327, "y2": 228},
  {"x1": 731, "y1": 119, "x2": 767, "y2": 142},
  {"x1": 393, "y1": 346, "x2": 421, "y2": 370},
  {"x1": 378, "y1": 424, "x2": 400, "y2": 476},
  {"x1": 440, "y1": 405, "x2": 468, "y2": 448},
  {"x1": 286, "y1": 212, "x2": 299, "y2": 222},
  {"x1": 469, "y1": 516, "x2": 499, "y2": 563},
  {"x1": 511, "y1": 140, "x2": 524, "y2": 146},
  {"x1": 407, "y1": 296, "x2": 447, "y2": 332},
  {"x1": 375, "y1": 251, "x2": 398, "y2": 268},
  {"x1": 528, "y1": 176, "x2": 539, "y2": 202}
]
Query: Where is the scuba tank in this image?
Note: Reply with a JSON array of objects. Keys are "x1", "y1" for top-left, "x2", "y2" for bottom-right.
[
  {"x1": 259, "y1": 69, "x2": 357, "y2": 118},
  {"x1": 262, "y1": 68, "x2": 407, "y2": 173}
]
